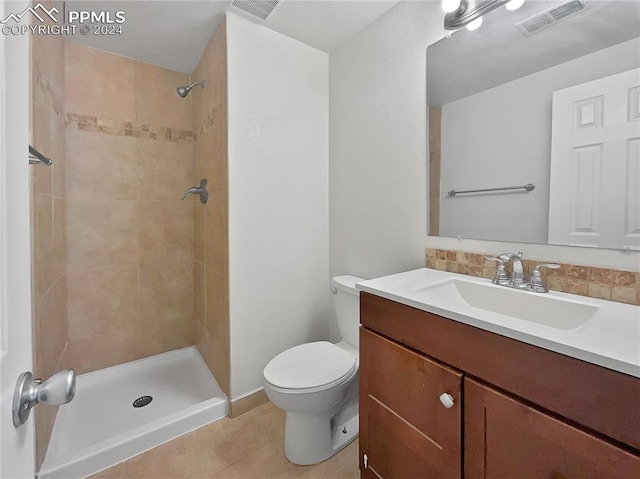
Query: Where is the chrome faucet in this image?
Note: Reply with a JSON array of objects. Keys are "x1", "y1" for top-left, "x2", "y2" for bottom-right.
[
  {"x1": 485, "y1": 251, "x2": 525, "y2": 287},
  {"x1": 485, "y1": 251, "x2": 559, "y2": 293},
  {"x1": 501, "y1": 251, "x2": 526, "y2": 286}
]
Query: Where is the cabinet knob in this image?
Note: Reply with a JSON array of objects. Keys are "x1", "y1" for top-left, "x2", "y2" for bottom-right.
[{"x1": 439, "y1": 392, "x2": 455, "y2": 409}]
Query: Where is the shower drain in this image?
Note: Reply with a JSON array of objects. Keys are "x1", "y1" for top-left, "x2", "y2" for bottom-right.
[{"x1": 132, "y1": 395, "x2": 153, "y2": 408}]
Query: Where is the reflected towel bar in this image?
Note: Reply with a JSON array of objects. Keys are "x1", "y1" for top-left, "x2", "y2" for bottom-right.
[
  {"x1": 447, "y1": 183, "x2": 535, "y2": 197},
  {"x1": 29, "y1": 145, "x2": 52, "y2": 166}
]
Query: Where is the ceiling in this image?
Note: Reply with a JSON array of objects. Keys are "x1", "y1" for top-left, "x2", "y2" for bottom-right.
[
  {"x1": 63, "y1": 0, "x2": 400, "y2": 73},
  {"x1": 427, "y1": 0, "x2": 640, "y2": 106}
]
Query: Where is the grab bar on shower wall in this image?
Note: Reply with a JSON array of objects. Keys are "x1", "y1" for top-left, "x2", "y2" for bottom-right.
[
  {"x1": 29, "y1": 145, "x2": 53, "y2": 166},
  {"x1": 447, "y1": 183, "x2": 535, "y2": 197}
]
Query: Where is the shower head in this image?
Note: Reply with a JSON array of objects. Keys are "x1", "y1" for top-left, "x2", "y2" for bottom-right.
[{"x1": 176, "y1": 81, "x2": 205, "y2": 98}]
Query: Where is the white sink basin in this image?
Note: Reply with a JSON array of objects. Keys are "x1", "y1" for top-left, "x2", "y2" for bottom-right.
[{"x1": 415, "y1": 279, "x2": 599, "y2": 330}]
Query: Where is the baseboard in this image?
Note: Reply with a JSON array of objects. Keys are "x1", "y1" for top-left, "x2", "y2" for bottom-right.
[{"x1": 229, "y1": 388, "x2": 269, "y2": 418}]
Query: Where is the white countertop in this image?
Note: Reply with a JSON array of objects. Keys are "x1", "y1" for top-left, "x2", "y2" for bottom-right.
[{"x1": 357, "y1": 268, "x2": 640, "y2": 378}]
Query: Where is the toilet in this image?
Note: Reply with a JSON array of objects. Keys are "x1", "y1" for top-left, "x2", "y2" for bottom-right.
[{"x1": 263, "y1": 275, "x2": 364, "y2": 465}]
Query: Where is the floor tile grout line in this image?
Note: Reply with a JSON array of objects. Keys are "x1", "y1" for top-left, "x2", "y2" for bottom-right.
[{"x1": 249, "y1": 407, "x2": 288, "y2": 462}]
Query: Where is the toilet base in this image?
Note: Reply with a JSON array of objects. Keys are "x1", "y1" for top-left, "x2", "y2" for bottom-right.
[{"x1": 284, "y1": 397, "x2": 359, "y2": 465}]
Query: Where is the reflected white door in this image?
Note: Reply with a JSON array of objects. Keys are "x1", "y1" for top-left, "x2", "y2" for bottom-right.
[
  {"x1": 0, "y1": 1, "x2": 36, "y2": 477},
  {"x1": 548, "y1": 68, "x2": 640, "y2": 249}
]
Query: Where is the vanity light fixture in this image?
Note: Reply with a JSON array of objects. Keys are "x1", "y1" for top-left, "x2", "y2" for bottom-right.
[
  {"x1": 444, "y1": 0, "x2": 525, "y2": 31},
  {"x1": 505, "y1": 0, "x2": 526, "y2": 10},
  {"x1": 442, "y1": 0, "x2": 462, "y2": 13},
  {"x1": 466, "y1": 16, "x2": 483, "y2": 30}
]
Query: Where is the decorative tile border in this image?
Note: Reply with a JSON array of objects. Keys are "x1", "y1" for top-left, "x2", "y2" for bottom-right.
[
  {"x1": 425, "y1": 248, "x2": 640, "y2": 306},
  {"x1": 66, "y1": 113, "x2": 194, "y2": 143}
]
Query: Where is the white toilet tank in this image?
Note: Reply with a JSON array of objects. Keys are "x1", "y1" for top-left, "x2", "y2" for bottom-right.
[{"x1": 332, "y1": 276, "x2": 365, "y2": 348}]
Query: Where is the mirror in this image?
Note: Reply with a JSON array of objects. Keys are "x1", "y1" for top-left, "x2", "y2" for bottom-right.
[{"x1": 427, "y1": 0, "x2": 640, "y2": 250}]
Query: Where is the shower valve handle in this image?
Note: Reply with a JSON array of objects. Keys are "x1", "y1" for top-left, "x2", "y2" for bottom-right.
[
  {"x1": 12, "y1": 369, "x2": 76, "y2": 427},
  {"x1": 180, "y1": 179, "x2": 208, "y2": 204}
]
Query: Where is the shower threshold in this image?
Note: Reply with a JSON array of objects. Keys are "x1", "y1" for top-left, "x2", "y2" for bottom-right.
[{"x1": 38, "y1": 347, "x2": 227, "y2": 479}]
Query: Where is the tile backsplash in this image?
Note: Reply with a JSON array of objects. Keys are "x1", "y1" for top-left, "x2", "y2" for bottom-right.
[{"x1": 425, "y1": 248, "x2": 639, "y2": 306}]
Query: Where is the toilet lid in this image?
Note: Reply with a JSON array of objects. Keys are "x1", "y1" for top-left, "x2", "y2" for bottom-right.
[{"x1": 264, "y1": 341, "x2": 357, "y2": 390}]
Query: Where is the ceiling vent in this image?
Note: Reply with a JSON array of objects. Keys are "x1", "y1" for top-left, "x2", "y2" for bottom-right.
[
  {"x1": 516, "y1": 0, "x2": 586, "y2": 36},
  {"x1": 231, "y1": 0, "x2": 282, "y2": 22}
]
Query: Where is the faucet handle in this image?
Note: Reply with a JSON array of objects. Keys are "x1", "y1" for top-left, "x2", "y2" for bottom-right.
[
  {"x1": 528, "y1": 263, "x2": 561, "y2": 293},
  {"x1": 533, "y1": 263, "x2": 561, "y2": 272},
  {"x1": 484, "y1": 256, "x2": 510, "y2": 285},
  {"x1": 180, "y1": 187, "x2": 198, "y2": 200},
  {"x1": 484, "y1": 256, "x2": 504, "y2": 265}
]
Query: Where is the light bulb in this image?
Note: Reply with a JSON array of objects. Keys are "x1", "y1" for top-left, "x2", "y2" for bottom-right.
[
  {"x1": 466, "y1": 16, "x2": 483, "y2": 31},
  {"x1": 506, "y1": 0, "x2": 525, "y2": 10},
  {"x1": 442, "y1": 0, "x2": 462, "y2": 13}
]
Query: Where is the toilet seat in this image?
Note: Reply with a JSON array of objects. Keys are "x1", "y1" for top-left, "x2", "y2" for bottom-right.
[{"x1": 264, "y1": 341, "x2": 357, "y2": 392}]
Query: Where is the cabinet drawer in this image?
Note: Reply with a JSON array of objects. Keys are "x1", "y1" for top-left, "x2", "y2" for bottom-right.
[
  {"x1": 360, "y1": 328, "x2": 462, "y2": 479},
  {"x1": 465, "y1": 378, "x2": 640, "y2": 479}
]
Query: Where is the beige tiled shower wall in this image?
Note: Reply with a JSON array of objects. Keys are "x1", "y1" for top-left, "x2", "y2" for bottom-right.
[
  {"x1": 30, "y1": 3, "x2": 68, "y2": 468},
  {"x1": 192, "y1": 18, "x2": 231, "y2": 397},
  {"x1": 61, "y1": 43, "x2": 195, "y2": 374},
  {"x1": 426, "y1": 248, "x2": 640, "y2": 306}
]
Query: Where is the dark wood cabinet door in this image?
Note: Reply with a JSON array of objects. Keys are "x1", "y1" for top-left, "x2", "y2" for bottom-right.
[
  {"x1": 360, "y1": 327, "x2": 462, "y2": 479},
  {"x1": 465, "y1": 378, "x2": 640, "y2": 479}
]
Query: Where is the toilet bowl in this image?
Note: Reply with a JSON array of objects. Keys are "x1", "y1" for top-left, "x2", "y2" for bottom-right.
[{"x1": 263, "y1": 275, "x2": 364, "y2": 465}]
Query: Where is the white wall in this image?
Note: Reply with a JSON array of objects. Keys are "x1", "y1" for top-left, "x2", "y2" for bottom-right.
[
  {"x1": 226, "y1": 13, "x2": 331, "y2": 399},
  {"x1": 330, "y1": 0, "x2": 444, "y2": 281},
  {"x1": 330, "y1": 0, "x2": 638, "y2": 276},
  {"x1": 440, "y1": 38, "x2": 640, "y2": 243}
]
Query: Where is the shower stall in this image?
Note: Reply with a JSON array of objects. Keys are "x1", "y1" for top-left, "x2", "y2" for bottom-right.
[
  {"x1": 30, "y1": 17, "x2": 230, "y2": 479},
  {"x1": 39, "y1": 349, "x2": 226, "y2": 479}
]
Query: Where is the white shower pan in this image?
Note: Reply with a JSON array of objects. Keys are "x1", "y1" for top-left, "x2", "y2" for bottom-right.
[{"x1": 38, "y1": 347, "x2": 227, "y2": 479}]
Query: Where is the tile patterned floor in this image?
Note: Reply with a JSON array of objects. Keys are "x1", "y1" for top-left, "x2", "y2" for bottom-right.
[{"x1": 89, "y1": 402, "x2": 360, "y2": 479}]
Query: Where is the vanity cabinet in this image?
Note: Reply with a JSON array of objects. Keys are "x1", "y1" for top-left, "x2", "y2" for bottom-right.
[
  {"x1": 359, "y1": 292, "x2": 640, "y2": 478},
  {"x1": 465, "y1": 379, "x2": 640, "y2": 479},
  {"x1": 360, "y1": 328, "x2": 462, "y2": 479}
]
